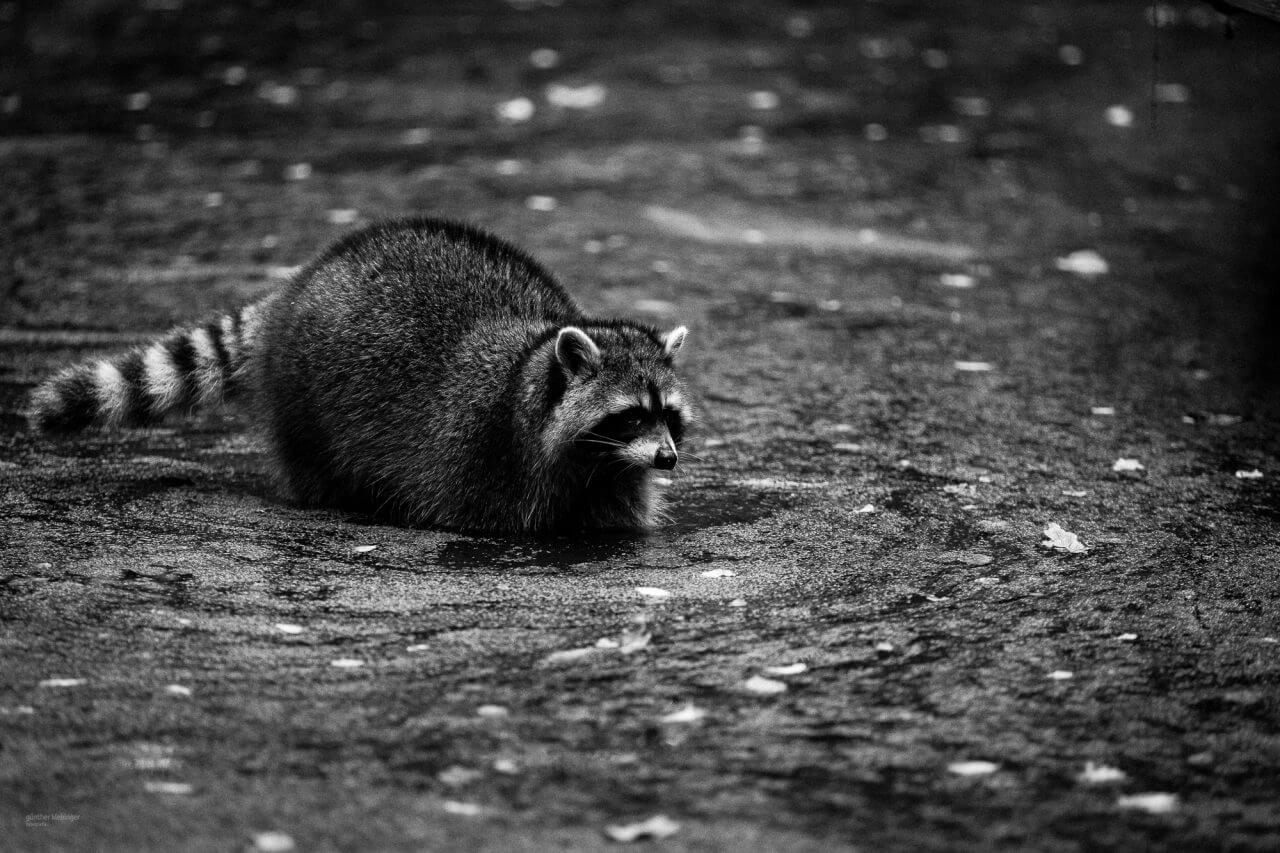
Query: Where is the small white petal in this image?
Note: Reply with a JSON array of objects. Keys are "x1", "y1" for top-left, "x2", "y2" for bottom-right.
[
  {"x1": 144, "y1": 781, "x2": 194, "y2": 795},
  {"x1": 635, "y1": 586, "x2": 671, "y2": 601},
  {"x1": 604, "y1": 815, "x2": 680, "y2": 842},
  {"x1": 38, "y1": 678, "x2": 86, "y2": 688},
  {"x1": 1105, "y1": 105, "x2": 1134, "y2": 128},
  {"x1": 1047, "y1": 670, "x2": 1074, "y2": 680},
  {"x1": 443, "y1": 801, "x2": 484, "y2": 816},
  {"x1": 165, "y1": 684, "x2": 192, "y2": 697},
  {"x1": 661, "y1": 704, "x2": 707, "y2": 724},
  {"x1": 1113, "y1": 458, "x2": 1144, "y2": 472},
  {"x1": 1116, "y1": 792, "x2": 1178, "y2": 814},
  {"x1": 700, "y1": 568, "x2": 736, "y2": 578},
  {"x1": 1077, "y1": 762, "x2": 1127, "y2": 784},
  {"x1": 1056, "y1": 249, "x2": 1110, "y2": 276},
  {"x1": 954, "y1": 360, "x2": 995, "y2": 372},
  {"x1": 763, "y1": 662, "x2": 807, "y2": 676},
  {"x1": 476, "y1": 705, "x2": 508, "y2": 719},
  {"x1": 252, "y1": 831, "x2": 296, "y2": 852},
  {"x1": 274, "y1": 623, "x2": 304, "y2": 635},
  {"x1": 939, "y1": 273, "x2": 975, "y2": 288},
  {"x1": 743, "y1": 675, "x2": 788, "y2": 695},
  {"x1": 495, "y1": 96, "x2": 535, "y2": 122},
  {"x1": 330, "y1": 658, "x2": 364, "y2": 668},
  {"x1": 351, "y1": 544, "x2": 377, "y2": 553},
  {"x1": 948, "y1": 760, "x2": 998, "y2": 776}
]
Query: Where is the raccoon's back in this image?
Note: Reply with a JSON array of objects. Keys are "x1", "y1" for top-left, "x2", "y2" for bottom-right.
[{"x1": 252, "y1": 218, "x2": 579, "y2": 507}]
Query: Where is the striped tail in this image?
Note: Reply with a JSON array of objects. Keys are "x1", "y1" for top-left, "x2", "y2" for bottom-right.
[{"x1": 29, "y1": 299, "x2": 271, "y2": 433}]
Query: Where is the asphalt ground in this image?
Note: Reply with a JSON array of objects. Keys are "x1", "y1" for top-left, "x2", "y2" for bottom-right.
[{"x1": 2, "y1": 1, "x2": 1279, "y2": 850}]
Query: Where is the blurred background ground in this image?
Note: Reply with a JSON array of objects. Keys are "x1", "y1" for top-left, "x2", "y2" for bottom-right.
[{"x1": 2, "y1": 1, "x2": 1279, "y2": 850}]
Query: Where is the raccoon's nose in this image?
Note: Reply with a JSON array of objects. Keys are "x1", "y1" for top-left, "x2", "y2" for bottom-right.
[{"x1": 654, "y1": 446, "x2": 678, "y2": 470}]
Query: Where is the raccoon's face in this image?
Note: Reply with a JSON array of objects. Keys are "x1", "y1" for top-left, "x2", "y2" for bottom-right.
[{"x1": 552, "y1": 324, "x2": 692, "y2": 473}]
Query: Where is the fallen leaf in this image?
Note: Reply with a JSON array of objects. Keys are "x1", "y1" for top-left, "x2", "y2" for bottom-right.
[
  {"x1": 252, "y1": 831, "x2": 296, "y2": 852},
  {"x1": 1112, "y1": 458, "x2": 1144, "y2": 473},
  {"x1": 748, "y1": 90, "x2": 780, "y2": 110},
  {"x1": 543, "y1": 647, "x2": 597, "y2": 664},
  {"x1": 529, "y1": 47, "x2": 560, "y2": 69},
  {"x1": 855, "y1": 504, "x2": 876, "y2": 514},
  {"x1": 617, "y1": 629, "x2": 652, "y2": 654},
  {"x1": 948, "y1": 760, "x2": 998, "y2": 776},
  {"x1": 743, "y1": 675, "x2": 788, "y2": 695},
  {"x1": 1042, "y1": 522, "x2": 1088, "y2": 554},
  {"x1": 1105, "y1": 105, "x2": 1134, "y2": 128},
  {"x1": 604, "y1": 814, "x2": 680, "y2": 843},
  {"x1": 406, "y1": 643, "x2": 429, "y2": 652},
  {"x1": 764, "y1": 662, "x2": 807, "y2": 676},
  {"x1": 661, "y1": 704, "x2": 707, "y2": 724},
  {"x1": 402, "y1": 127, "x2": 431, "y2": 145},
  {"x1": 952, "y1": 96, "x2": 990, "y2": 117},
  {"x1": 728, "y1": 598, "x2": 747, "y2": 608},
  {"x1": 546, "y1": 83, "x2": 606, "y2": 109},
  {"x1": 939, "y1": 272, "x2": 976, "y2": 288},
  {"x1": 1055, "y1": 249, "x2": 1110, "y2": 276},
  {"x1": 875, "y1": 641, "x2": 894, "y2": 652},
  {"x1": 1117, "y1": 633, "x2": 1137, "y2": 642},
  {"x1": 442, "y1": 801, "x2": 484, "y2": 816},
  {"x1": 144, "y1": 781, "x2": 194, "y2": 795},
  {"x1": 1116, "y1": 792, "x2": 1178, "y2": 814},
  {"x1": 438, "y1": 766, "x2": 483, "y2": 787},
  {"x1": 1077, "y1": 762, "x2": 1127, "y2": 784},
  {"x1": 495, "y1": 96, "x2": 535, "y2": 122}
]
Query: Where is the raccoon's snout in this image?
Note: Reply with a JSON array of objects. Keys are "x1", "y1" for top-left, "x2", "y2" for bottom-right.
[{"x1": 654, "y1": 446, "x2": 677, "y2": 470}]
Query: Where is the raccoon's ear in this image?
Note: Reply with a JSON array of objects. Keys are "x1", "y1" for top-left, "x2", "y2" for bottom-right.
[
  {"x1": 663, "y1": 326, "x2": 688, "y2": 359},
  {"x1": 555, "y1": 326, "x2": 601, "y2": 377}
]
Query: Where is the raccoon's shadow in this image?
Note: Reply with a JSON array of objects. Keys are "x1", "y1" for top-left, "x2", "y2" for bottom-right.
[{"x1": 432, "y1": 483, "x2": 787, "y2": 574}]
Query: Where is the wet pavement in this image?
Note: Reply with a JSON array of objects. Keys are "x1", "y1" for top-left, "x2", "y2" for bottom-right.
[{"x1": 2, "y1": 2, "x2": 1280, "y2": 850}]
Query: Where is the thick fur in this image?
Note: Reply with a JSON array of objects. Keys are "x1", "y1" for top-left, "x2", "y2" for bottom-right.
[{"x1": 30, "y1": 217, "x2": 694, "y2": 534}]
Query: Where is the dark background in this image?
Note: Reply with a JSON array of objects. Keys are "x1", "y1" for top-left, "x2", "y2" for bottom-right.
[{"x1": 2, "y1": 2, "x2": 1279, "y2": 850}]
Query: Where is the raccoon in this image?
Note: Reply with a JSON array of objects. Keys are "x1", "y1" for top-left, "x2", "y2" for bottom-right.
[{"x1": 29, "y1": 217, "x2": 694, "y2": 534}]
